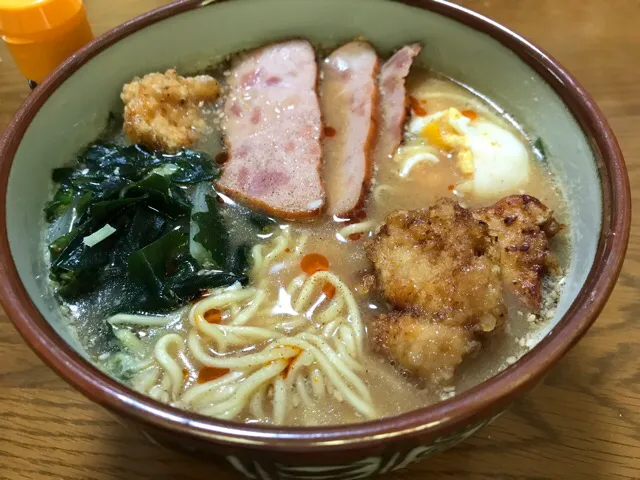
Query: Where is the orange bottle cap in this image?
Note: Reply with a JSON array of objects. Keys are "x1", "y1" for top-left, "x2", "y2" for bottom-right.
[{"x1": 0, "y1": 0, "x2": 84, "y2": 37}]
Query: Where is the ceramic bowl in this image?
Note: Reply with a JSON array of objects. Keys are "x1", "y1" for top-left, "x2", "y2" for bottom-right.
[{"x1": 0, "y1": 0, "x2": 630, "y2": 478}]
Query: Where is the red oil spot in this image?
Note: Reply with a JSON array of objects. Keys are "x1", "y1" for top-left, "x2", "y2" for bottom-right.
[
  {"x1": 322, "y1": 283, "x2": 336, "y2": 299},
  {"x1": 198, "y1": 367, "x2": 230, "y2": 384},
  {"x1": 204, "y1": 308, "x2": 222, "y2": 324},
  {"x1": 215, "y1": 151, "x2": 229, "y2": 165},
  {"x1": 301, "y1": 253, "x2": 329, "y2": 275},
  {"x1": 448, "y1": 184, "x2": 455, "y2": 191},
  {"x1": 462, "y1": 110, "x2": 478, "y2": 120},
  {"x1": 345, "y1": 210, "x2": 367, "y2": 225},
  {"x1": 349, "y1": 233, "x2": 363, "y2": 241},
  {"x1": 266, "y1": 75, "x2": 281, "y2": 86},
  {"x1": 324, "y1": 126, "x2": 337, "y2": 138},
  {"x1": 409, "y1": 96, "x2": 427, "y2": 116},
  {"x1": 355, "y1": 210, "x2": 367, "y2": 221}
]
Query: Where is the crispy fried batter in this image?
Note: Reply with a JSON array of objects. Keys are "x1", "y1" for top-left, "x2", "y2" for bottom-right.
[
  {"x1": 366, "y1": 198, "x2": 505, "y2": 330},
  {"x1": 473, "y1": 194, "x2": 560, "y2": 311},
  {"x1": 370, "y1": 311, "x2": 479, "y2": 385},
  {"x1": 121, "y1": 69, "x2": 220, "y2": 153},
  {"x1": 367, "y1": 195, "x2": 560, "y2": 386}
]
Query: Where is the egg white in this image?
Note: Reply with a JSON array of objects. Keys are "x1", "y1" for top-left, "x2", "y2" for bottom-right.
[
  {"x1": 404, "y1": 107, "x2": 531, "y2": 198},
  {"x1": 466, "y1": 120, "x2": 530, "y2": 197}
]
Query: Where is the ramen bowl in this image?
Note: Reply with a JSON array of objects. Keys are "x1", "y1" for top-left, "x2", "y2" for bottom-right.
[{"x1": 0, "y1": 0, "x2": 630, "y2": 477}]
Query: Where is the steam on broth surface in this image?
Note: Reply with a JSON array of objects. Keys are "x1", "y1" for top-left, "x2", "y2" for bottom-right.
[{"x1": 44, "y1": 40, "x2": 569, "y2": 426}]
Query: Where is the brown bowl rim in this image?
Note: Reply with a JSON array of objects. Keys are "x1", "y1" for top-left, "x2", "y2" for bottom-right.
[{"x1": 0, "y1": 0, "x2": 631, "y2": 452}]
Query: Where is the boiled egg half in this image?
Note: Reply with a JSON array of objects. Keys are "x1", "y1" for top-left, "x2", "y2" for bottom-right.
[{"x1": 400, "y1": 107, "x2": 531, "y2": 198}]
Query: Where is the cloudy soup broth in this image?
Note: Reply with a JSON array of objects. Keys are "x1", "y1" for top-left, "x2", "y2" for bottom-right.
[{"x1": 44, "y1": 41, "x2": 569, "y2": 427}]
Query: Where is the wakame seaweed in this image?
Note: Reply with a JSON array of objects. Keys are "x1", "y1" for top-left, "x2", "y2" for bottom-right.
[
  {"x1": 44, "y1": 143, "x2": 219, "y2": 222},
  {"x1": 192, "y1": 194, "x2": 231, "y2": 269},
  {"x1": 533, "y1": 137, "x2": 547, "y2": 162},
  {"x1": 45, "y1": 142, "x2": 247, "y2": 317}
]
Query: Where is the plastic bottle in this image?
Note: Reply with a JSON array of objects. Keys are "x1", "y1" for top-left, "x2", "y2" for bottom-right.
[{"x1": 0, "y1": 0, "x2": 94, "y2": 88}]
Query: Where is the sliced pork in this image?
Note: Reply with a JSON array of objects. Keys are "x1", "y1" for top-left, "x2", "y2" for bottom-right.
[
  {"x1": 320, "y1": 41, "x2": 379, "y2": 218},
  {"x1": 373, "y1": 43, "x2": 422, "y2": 164},
  {"x1": 217, "y1": 40, "x2": 325, "y2": 219}
]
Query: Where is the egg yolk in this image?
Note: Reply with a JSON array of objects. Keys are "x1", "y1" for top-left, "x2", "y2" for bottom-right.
[{"x1": 421, "y1": 122, "x2": 450, "y2": 150}]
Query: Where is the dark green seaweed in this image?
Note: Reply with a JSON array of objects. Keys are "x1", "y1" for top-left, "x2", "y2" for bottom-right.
[
  {"x1": 193, "y1": 194, "x2": 231, "y2": 269},
  {"x1": 533, "y1": 137, "x2": 547, "y2": 162},
  {"x1": 46, "y1": 143, "x2": 247, "y2": 319},
  {"x1": 44, "y1": 143, "x2": 219, "y2": 222}
]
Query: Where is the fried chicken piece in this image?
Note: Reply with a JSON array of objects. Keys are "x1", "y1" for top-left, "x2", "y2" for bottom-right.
[
  {"x1": 121, "y1": 69, "x2": 220, "y2": 153},
  {"x1": 370, "y1": 312, "x2": 479, "y2": 385},
  {"x1": 473, "y1": 195, "x2": 560, "y2": 311},
  {"x1": 366, "y1": 198, "x2": 506, "y2": 331},
  {"x1": 367, "y1": 195, "x2": 560, "y2": 386}
]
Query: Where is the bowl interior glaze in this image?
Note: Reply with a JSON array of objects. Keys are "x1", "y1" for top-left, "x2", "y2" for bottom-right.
[{"x1": 1, "y1": 0, "x2": 613, "y2": 450}]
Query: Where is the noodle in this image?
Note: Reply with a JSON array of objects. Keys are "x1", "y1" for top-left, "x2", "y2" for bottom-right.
[
  {"x1": 113, "y1": 329, "x2": 145, "y2": 356},
  {"x1": 107, "y1": 313, "x2": 172, "y2": 327},
  {"x1": 373, "y1": 184, "x2": 393, "y2": 202},
  {"x1": 194, "y1": 320, "x2": 281, "y2": 352},
  {"x1": 272, "y1": 375, "x2": 288, "y2": 424},
  {"x1": 315, "y1": 296, "x2": 345, "y2": 325},
  {"x1": 188, "y1": 330, "x2": 300, "y2": 369},
  {"x1": 294, "y1": 270, "x2": 364, "y2": 354},
  {"x1": 124, "y1": 230, "x2": 375, "y2": 423},
  {"x1": 199, "y1": 360, "x2": 289, "y2": 419},
  {"x1": 296, "y1": 375, "x2": 314, "y2": 407},
  {"x1": 132, "y1": 366, "x2": 160, "y2": 393},
  {"x1": 180, "y1": 370, "x2": 244, "y2": 405},
  {"x1": 310, "y1": 368, "x2": 326, "y2": 399},
  {"x1": 336, "y1": 220, "x2": 375, "y2": 240},
  {"x1": 154, "y1": 334, "x2": 185, "y2": 400},
  {"x1": 398, "y1": 151, "x2": 441, "y2": 177},
  {"x1": 230, "y1": 289, "x2": 267, "y2": 325},
  {"x1": 189, "y1": 286, "x2": 256, "y2": 318}
]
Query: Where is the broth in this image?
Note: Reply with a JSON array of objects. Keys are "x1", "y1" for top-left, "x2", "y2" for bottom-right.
[{"x1": 44, "y1": 55, "x2": 569, "y2": 426}]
